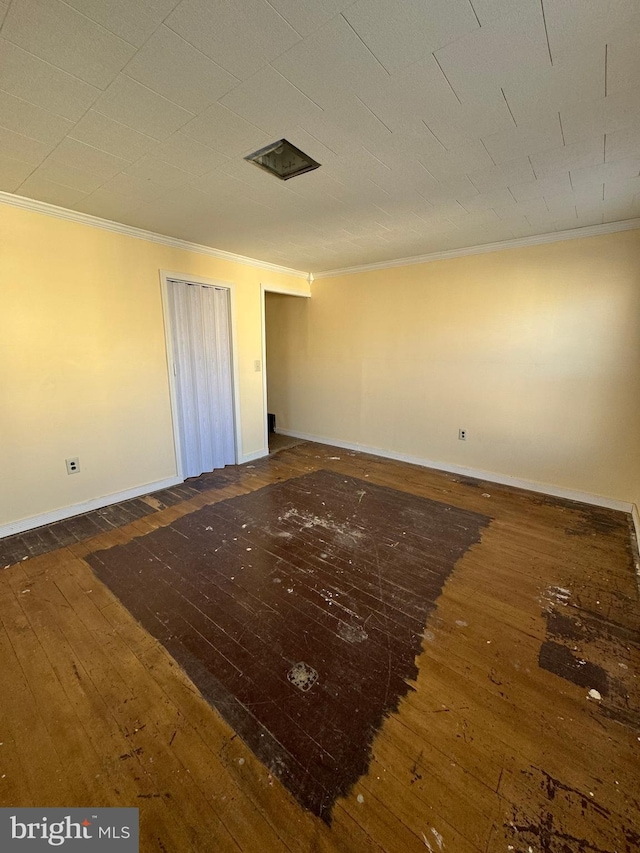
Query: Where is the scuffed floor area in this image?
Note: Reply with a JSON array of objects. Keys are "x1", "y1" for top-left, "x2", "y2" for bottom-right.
[{"x1": 0, "y1": 442, "x2": 638, "y2": 852}]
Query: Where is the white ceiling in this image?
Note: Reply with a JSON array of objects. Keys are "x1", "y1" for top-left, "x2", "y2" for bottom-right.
[{"x1": 1, "y1": 0, "x2": 639, "y2": 273}]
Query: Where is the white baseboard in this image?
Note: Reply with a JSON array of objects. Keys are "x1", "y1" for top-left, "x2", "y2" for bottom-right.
[
  {"x1": 239, "y1": 448, "x2": 269, "y2": 464},
  {"x1": 276, "y1": 428, "x2": 635, "y2": 514},
  {"x1": 1, "y1": 451, "x2": 267, "y2": 539},
  {"x1": 4, "y1": 440, "x2": 638, "y2": 558},
  {"x1": 0, "y1": 476, "x2": 183, "y2": 539}
]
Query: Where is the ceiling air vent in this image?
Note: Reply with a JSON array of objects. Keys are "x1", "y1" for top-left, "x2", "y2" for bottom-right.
[{"x1": 245, "y1": 139, "x2": 320, "y2": 180}]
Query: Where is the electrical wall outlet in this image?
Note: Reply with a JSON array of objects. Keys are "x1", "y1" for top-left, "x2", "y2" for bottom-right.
[
  {"x1": 254, "y1": 359, "x2": 261, "y2": 372},
  {"x1": 65, "y1": 457, "x2": 80, "y2": 474},
  {"x1": 458, "y1": 429, "x2": 466, "y2": 441}
]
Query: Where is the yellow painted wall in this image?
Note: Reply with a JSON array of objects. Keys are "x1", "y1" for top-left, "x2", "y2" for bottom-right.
[
  {"x1": 266, "y1": 230, "x2": 640, "y2": 506},
  {"x1": 1, "y1": 203, "x2": 308, "y2": 529}
]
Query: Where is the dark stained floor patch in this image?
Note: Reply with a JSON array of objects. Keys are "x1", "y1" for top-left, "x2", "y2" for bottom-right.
[
  {"x1": 538, "y1": 640, "x2": 609, "y2": 696},
  {"x1": 538, "y1": 580, "x2": 640, "y2": 731},
  {"x1": 504, "y1": 766, "x2": 640, "y2": 853},
  {"x1": 564, "y1": 506, "x2": 632, "y2": 537},
  {"x1": 85, "y1": 469, "x2": 489, "y2": 821}
]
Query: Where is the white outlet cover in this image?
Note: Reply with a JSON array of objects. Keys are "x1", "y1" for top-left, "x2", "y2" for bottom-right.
[{"x1": 65, "y1": 457, "x2": 80, "y2": 474}]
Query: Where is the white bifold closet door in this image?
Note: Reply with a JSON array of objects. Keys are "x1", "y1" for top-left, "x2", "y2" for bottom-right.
[{"x1": 168, "y1": 280, "x2": 236, "y2": 478}]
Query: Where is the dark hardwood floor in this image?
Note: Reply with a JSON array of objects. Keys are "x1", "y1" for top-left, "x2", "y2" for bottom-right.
[{"x1": 0, "y1": 442, "x2": 638, "y2": 852}]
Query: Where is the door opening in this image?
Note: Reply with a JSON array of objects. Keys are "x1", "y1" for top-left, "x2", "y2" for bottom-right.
[{"x1": 261, "y1": 285, "x2": 311, "y2": 455}]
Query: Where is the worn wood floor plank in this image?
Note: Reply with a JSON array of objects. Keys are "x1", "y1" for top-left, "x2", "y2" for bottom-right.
[{"x1": 0, "y1": 441, "x2": 638, "y2": 852}]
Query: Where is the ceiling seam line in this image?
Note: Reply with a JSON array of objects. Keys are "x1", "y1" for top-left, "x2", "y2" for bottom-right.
[
  {"x1": 432, "y1": 53, "x2": 462, "y2": 105},
  {"x1": 540, "y1": 0, "x2": 553, "y2": 66}
]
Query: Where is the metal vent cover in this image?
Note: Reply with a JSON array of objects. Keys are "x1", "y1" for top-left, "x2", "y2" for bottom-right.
[{"x1": 245, "y1": 139, "x2": 320, "y2": 180}]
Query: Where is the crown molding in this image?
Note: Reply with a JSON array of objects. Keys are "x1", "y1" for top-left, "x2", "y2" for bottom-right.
[
  {"x1": 4, "y1": 190, "x2": 639, "y2": 283},
  {"x1": 312, "y1": 217, "x2": 640, "y2": 279},
  {"x1": 0, "y1": 190, "x2": 310, "y2": 281}
]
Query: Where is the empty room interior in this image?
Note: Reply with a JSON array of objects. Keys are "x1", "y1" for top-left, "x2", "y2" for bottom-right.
[{"x1": 1, "y1": 0, "x2": 640, "y2": 850}]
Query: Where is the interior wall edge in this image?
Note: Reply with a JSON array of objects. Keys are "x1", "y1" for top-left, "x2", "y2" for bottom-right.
[
  {"x1": 261, "y1": 284, "x2": 312, "y2": 297},
  {"x1": 0, "y1": 475, "x2": 184, "y2": 540},
  {"x1": 275, "y1": 428, "x2": 635, "y2": 515},
  {"x1": 240, "y1": 448, "x2": 269, "y2": 464},
  {"x1": 632, "y1": 504, "x2": 640, "y2": 568}
]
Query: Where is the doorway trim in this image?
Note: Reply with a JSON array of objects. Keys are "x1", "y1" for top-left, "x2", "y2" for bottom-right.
[
  {"x1": 160, "y1": 270, "x2": 243, "y2": 481},
  {"x1": 260, "y1": 283, "x2": 311, "y2": 455}
]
